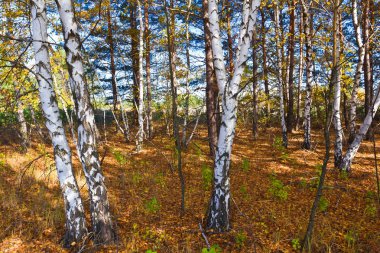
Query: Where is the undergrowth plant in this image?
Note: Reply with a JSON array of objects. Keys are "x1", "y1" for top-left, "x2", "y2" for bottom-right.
[
  {"x1": 201, "y1": 244, "x2": 221, "y2": 253},
  {"x1": 235, "y1": 230, "x2": 247, "y2": 249},
  {"x1": 241, "y1": 158, "x2": 250, "y2": 172},
  {"x1": 145, "y1": 197, "x2": 160, "y2": 213},
  {"x1": 268, "y1": 174, "x2": 289, "y2": 201},
  {"x1": 202, "y1": 164, "x2": 213, "y2": 190}
]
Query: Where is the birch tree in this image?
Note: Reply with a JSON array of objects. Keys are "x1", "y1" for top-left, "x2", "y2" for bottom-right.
[
  {"x1": 302, "y1": 0, "x2": 313, "y2": 150},
  {"x1": 332, "y1": 0, "x2": 343, "y2": 167},
  {"x1": 274, "y1": 1, "x2": 288, "y2": 148},
  {"x1": 206, "y1": 0, "x2": 261, "y2": 231},
  {"x1": 31, "y1": 0, "x2": 87, "y2": 246},
  {"x1": 348, "y1": 0, "x2": 365, "y2": 143},
  {"x1": 340, "y1": 89, "x2": 380, "y2": 171},
  {"x1": 136, "y1": 0, "x2": 144, "y2": 152},
  {"x1": 55, "y1": 0, "x2": 115, "y2": 244}
]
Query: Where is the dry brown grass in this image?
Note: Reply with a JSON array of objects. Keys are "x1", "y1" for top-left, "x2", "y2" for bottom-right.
[{"x1": 0, "y1": 124, "x2": 379, "y2": 252}]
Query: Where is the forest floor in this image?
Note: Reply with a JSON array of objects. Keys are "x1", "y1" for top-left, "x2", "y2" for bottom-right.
[{"x1": 0, "y1": 124, "x2": 379, "y2": 252}]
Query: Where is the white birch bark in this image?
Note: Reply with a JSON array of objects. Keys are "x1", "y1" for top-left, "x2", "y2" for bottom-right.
[
  {"x1": 136, "y1": 0, "x2": 144, "y2": 152},
  {"x1": 274, "y1": 2, "x2": 288, "y2": 147},
  {"x1": 302, "y1": 4, "x2": 313, "y2": 150},
  {"x1": 31, "y1": 0, "x2": 87, "y2": 246},
  {"x1": 340, "y1": 88, "x2": 380, "y2": 171},
  {"x1": 55, "y1": 0, "x2": 115, "y2": 243},
  {"x1": 348, "y1": 0, "x2": 365, "y2": 142},
  {"x1": 332, "y1": 5, "x2": 343, "y2": 167},
  {"x1": 206, "y1": 0, "x2": 261, "y2": 231},
  {"x1": 182, "y1": 0, "x2": 192, "y2": 145}
]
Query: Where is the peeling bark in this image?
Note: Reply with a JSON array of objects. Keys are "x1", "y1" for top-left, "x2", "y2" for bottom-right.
[
  {"x1": 206, "y1": 0, "x2": 261, "y2": 231},
  {"x1": 31, "y1": 0, "x2": 87, "y2": 246},
  {"x1": 55, "y1": 0, "x2": 115, "y2": 244}
]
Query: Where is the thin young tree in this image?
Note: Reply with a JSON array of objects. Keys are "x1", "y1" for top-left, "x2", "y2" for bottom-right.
[
  {"x1": 55, "y1": 0, "x2": 115, "y2": 244},
  {"x1": 287, "y1": 0, "x2": 295, "y2": 132},
  {"x1": 136, "y1": 0, "x2": 144, "y2": 152},
  {"x1": 206, "y1": 0, "x2": 261, "y2": 231},
  {"x1": 144, "y1": 0, "x2": 153, "y2": 139},
  {"x1": 164, "y1": 0, "x2": 185, "y2": 214},
  {"x1": 203, "y1": 0, "x2": 219, "y2": 158},
  {"x1": 348, "y1": 0, "x2": 365, "y2": 143},
  {"x1": 31, "y1": 0, "x2": 87, "y2": 246},
  {"x1": 302, "y1": 0, "x2": 313, "y2": 150},
  {"x1": 274, "y1": 0, "x2": 288, "y2": 147},
  {"x1": 332, "y1": 0, "x2": 343, "y2": 168}
]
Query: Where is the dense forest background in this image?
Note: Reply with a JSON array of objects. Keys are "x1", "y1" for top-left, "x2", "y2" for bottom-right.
[{"x1": 0, "y1": 0, "x2": 379, "y2": 252}]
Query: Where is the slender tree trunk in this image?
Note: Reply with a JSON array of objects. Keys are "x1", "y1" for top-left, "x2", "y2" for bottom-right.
[
  {"x1": 252, "y1": 29, "x2": 258, "y2": 139},
  {"x1": 287, "y1": 0, "x2": 295, "y2": 132},
  {"x1": 29, "y1": 104, "x2": 44, "y2": 140},
  {"x1": 16, "y1": 98, "x2": 29, "y2": 152},
  {"x1": 56, "y1": 0, "x2": 115, "y2": 244},
  {"x1": 225, "y1": 0, "x2": 234, "y2": 74},
  {"x1": 301, "y1": 52, "x2": 334, "y2": 252},
  {"x1": 136, "y1": 0, "x2": 144, "y2": 152},
  {"x1": 332, "y1": 1, "x2": 343, "y2": 168},
  {"x1": 302, "y1": 7, "x2": 313, "y2": 149},
  {"x1": 182, "y1": 0, "x2": 192, "y2": 146},
  {"x1": 203, "y1": 0, "x2": 219, "y2": 158},
  {"x1": 274, "y1": 1, "x2": 288, "y2": 147},
  {"x1": 130, "y1": 3, "x2": 140, "y2": 123},
  {"x1": 362, "y1": 0, "x2": 373, "y2": 140},
  {"x1": 106, "y1": 1, "x2": 118, "y2": 112},
  {"x1": 31, "y1": 0, "x2": 87, "y2": 246},
  {"x1": 206, "y1": 0, "x2": 261, "y2": 231},
  {"x1": 144, "y1": 0, "x2": 153, "y2": 139},
  {"x1": 260, "y1": 9, "x2": 270, "y2": 125},
  {"x1": 164, "y1": 0, "x2": 185, "y2": 214},
  {"x1": 349, "y1": 0, "x2": 365, "y2": 143},
  {"x1": 296, "y1": 9, "x2": 304, "y2": 131}
]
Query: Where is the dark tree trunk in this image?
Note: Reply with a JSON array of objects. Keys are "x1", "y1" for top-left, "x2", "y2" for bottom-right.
[
  {"x1": 130, "y1": 3, "x2": 140, "y2": 123},
  {"x1": 165, "y1": 0, "x2": 185, "y2": 214},
  {"x1": 252, "y1": 29, "x2": 258, "y2": 139},
  {"x1": 106, "y1": 2, "x2": 118, "y2": 112},
  {"x1": 203, "y1": 0, "x2": 219, "y2": 158}
]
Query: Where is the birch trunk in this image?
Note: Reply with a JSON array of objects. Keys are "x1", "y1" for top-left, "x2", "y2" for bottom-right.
[
  {"x1": 55, "y1": 0, "x2": 115, "y2": 244},
  {"x1": 302, "y1": 5, "x2": 312, "y2": 150},
  {"x1": 332, "y1": 2, "x2": 343, "y2": 167},
  {"x1": 31, "y1": 0, "x2": 87, "y2": 246},
  {"x1": 274, "y1": 2, "x2": 288, "y2": 147},
  {"x1": 287, "y1": 0, "x2": 295, "y2": 132},
  {"x1": 206, "y1": 0, "x2": 261, "y2": 231},
  {"x1": 349, "y1": 0, "x2": 365, "y2": 143},
  {"x1": 136, "y1": 0, "x2": 144, "y2": 152},
  {"x1": 340, "y1": 88, "x2": 380, "y2": 171},
  {"x1": 295, "y1": 8, "x2": 303, "y2": 131},
  {"x1": 260, "y1": 9, "x2": 270, "y2": 124}
]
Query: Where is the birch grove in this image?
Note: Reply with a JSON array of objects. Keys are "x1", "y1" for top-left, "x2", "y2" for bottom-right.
[{"x1": 1, "y1": 0, "x2": 380, "y2": 250}]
